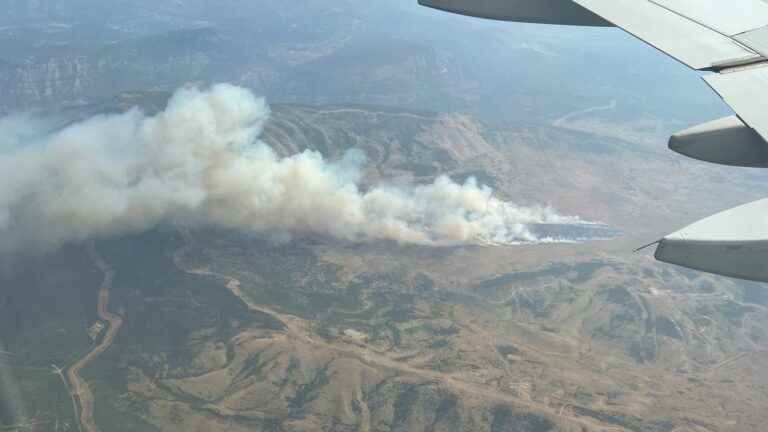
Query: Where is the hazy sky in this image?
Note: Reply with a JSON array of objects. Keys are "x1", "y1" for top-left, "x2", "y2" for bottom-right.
[{"x1": 0, "y1": 0, "x2": 730, "y2": 125}]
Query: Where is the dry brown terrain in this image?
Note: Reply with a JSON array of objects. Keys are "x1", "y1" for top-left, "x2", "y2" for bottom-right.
[
  {"x1": 5, "y1": 101, "x2": 768, "y2": 432},
  {"x1": 89, "y1": 104, "x2": 767, "y2": 432}
]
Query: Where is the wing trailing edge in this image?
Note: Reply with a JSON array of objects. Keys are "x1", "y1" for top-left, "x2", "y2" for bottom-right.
[{"x1": 704, "y1": 66, "x2": 768, "y2": 144}]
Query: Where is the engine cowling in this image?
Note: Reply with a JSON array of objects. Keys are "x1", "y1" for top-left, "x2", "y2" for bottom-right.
[
  {"x1": 655, "y1": 199, "x2": 768, "y2": 282},
  {"x1": 669, "y1": 115, "x2": 768, "y2": 167}
]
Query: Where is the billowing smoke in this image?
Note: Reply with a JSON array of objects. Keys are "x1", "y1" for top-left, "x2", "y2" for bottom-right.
[{"x1": 0, "y1": 84, "x2": 597, "y2": 254}]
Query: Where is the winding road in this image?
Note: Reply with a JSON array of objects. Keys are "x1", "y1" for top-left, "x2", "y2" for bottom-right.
[
  {"x1": 552, "y1": 100, "x2": 618, "y2": 127},
  {"x1": 64, "y1": 243, "x2": 123, "y2": 432}
]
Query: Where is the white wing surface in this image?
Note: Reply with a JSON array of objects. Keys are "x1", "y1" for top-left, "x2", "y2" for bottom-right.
[
  {"x1": 420, "y1": 0, "x2": 768, "y2": 282},
  {"x1": 572, "y1": 0, "x2": 765, "y2": 70}
]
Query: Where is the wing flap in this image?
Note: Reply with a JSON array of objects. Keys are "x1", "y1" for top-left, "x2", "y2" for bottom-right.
[
  {"x1": 704, "y1": 66, "x2": 768, "y2": 144},
  {"x1": 573, "y1": 0, "x2": 760, "y2": 70},
  {"x1": 735, "y1": 26, "x2": 768, "y2": 58},
  {"x1": 650, "y1": 0, "x2": 768, "y2": 36}
]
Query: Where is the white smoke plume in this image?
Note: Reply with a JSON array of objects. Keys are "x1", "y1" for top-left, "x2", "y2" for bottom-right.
[{"x1": 0, "y1": 84, "x2": 595, "y2": 254}]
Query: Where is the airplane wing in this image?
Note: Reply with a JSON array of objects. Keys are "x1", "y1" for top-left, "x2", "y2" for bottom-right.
[
  {"x1": 573, "y1": 0, "x2": 767, "y2": 70},
  {"x1": 420, "y1": 0, "x2": 768, "y2": 282}
]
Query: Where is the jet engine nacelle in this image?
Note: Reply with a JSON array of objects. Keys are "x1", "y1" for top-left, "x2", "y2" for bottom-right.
[
  {"x1": 418, "y1": 0, "x2": 613, "y2": 26},
  {"x1": 655, "y1": 199, "x2": 768, "y2": 282},
  {"x1": 669, "y1": 115, "x2": 768, "y2": 167}
]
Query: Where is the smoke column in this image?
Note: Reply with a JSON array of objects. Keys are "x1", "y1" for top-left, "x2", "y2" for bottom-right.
[{"x1": 0, "y1": 84, "x2": 595, "y2": 254}]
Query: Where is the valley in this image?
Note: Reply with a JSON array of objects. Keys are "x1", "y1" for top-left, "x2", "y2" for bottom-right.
[
  {"x1": 2, "y1": 2, "x2": 768, "y2": 430},
  {"x1": 2, "y1": 101, "x2": 767, "y2": 431}
]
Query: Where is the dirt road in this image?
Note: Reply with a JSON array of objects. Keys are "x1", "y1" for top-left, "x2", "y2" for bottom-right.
[
  {"x1": 173, "y1": 240, "x2": 625, "y2": 431},
  {"x1": 65, "y1": 243, "x2": 123, "y2": 432},
  {"x1": 552, "y1": 100, "x2": 617, "y2": 127}
]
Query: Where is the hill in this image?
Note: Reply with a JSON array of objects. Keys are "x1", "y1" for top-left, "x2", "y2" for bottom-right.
[{"x1": 2, "y1": 99, "x2": 768, "y2": 431}]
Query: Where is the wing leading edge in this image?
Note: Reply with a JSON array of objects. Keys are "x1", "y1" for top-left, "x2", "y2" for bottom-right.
[{"x1": 419, "y1": 0, "x2": 768, "y2": 282}]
